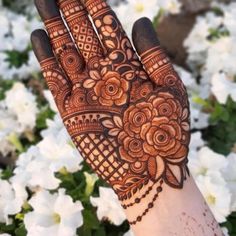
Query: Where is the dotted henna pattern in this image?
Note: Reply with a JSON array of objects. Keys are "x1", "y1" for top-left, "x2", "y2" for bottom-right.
[{"x1": 35, "y1": 0, "x2": 190, "y2": 225}]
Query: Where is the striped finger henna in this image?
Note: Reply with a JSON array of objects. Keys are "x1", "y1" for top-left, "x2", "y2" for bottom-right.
[{"x1": 31, "y1": 0, "x2": 190, "y2": 225}]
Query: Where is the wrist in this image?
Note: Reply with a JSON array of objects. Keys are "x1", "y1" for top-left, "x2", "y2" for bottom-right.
[{"x1": 122, "y1": 176, "x2": 223, "y2": 236}]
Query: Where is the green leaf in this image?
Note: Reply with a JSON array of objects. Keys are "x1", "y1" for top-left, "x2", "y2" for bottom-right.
[
  {"x1": 0, "y1": 167, "x2": 13, "y2": 180},
  {"x1": 36, "y1": 105, "x2": 55, "y2": 130},
  {"x1": 94, "y1": 227, "x2": 106, "y2": 236},
  {"x1": 83, "y1": 209, "x2": 100, "y2": 229},
  {"x1": 15, "y1": 224, "x2": 27, "y2": 236},
  {"x1": 0, "y1": 222, "x2": 15, "y2": 233},
  {"x1": 4, "y1": 50, "x2": 29, "y2": 69},
  {"x1": 203, "y1": 97, "x2": 236, "y2": 155}
]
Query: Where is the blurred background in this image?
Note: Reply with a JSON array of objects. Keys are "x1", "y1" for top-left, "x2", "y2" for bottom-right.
[{"x1": 0, "y1": 0, "x2": 235, "y2": 235}]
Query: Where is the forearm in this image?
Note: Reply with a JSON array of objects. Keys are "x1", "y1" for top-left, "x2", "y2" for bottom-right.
[{"x1": 123, "y1": 176, "x2": 223, "y2": 236}]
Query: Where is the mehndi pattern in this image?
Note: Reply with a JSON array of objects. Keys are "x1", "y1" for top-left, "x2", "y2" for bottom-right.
[{"x1": 35, "y1": 0, "x2": 190, "y2": 224}]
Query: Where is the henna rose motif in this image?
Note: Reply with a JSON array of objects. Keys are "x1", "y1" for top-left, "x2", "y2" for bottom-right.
[
  {"x1": 119, "y1": 136, "x2": 149, "y2": 163},
  {"x1": 140, "y1": 117, "x2": 187, "y2": 159},
  {"x1": 118, "y1": 91, "x2": 188, "y2": 180},
  {"x1": 94, "y1": 71, "x2": 129, "y2": 106},
  {"x1": 149, "y1": 92, "x2": 182, "y2": 120},
  {"x1": 122, "y1": 102, "x2": 158, "y2": 137}
]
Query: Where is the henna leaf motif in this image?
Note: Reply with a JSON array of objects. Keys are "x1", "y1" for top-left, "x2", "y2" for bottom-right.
[
  {"x1": 105, "y1": 40, "x2": 116, "y2": 49},
  {"x1": 102, "y1": 119, "x2": 115, "y2": 129},
  {"x1": 113, "y1": 116, "x2": 123, "y2": 129},
  {"x1": 83, "y1": 79, "x2": 96, "y2": 88}
]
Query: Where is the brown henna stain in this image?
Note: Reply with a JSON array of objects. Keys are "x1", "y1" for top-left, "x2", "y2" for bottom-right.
[{"x1": 34, "y1": 0, "x2": 191, "y2": 225}]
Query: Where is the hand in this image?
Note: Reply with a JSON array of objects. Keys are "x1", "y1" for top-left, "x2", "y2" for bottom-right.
[{"x1": 31, "y1": 0, "x2": 190, "y2": 225}]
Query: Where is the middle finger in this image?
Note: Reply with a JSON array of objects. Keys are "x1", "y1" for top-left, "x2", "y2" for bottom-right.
[{"x1": 58, "y1": 0, "x2": 104, "y2": 61}]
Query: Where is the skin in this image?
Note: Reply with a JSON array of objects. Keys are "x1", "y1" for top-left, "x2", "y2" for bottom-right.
[{"x1": 31, "y1": 0, "x2": 223, "y2": 235}]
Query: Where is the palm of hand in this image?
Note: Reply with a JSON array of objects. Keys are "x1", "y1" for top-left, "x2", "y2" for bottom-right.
[{"x1": 34, "y1": 0, "x2": 190, "y2": 203}]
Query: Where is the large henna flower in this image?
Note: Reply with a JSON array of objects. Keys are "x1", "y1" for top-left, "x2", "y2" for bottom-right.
[
  {"x1": 94, "y1": 71, "x2": 129, "y2": 106},
  {"x1": 149, "y1": 92, "x2": 182, "y2": 120},
  {"x1": 140, "y1": 117, "x2": 187, "y2": 160},
  {"x1": 118, "y1": 91, "x2": 188, "y2": 180},
  {"x1": 123, "y1": 102, "x2": 157, "y2": 137},
  {"x1": 119, "y1": 136, "x2": 149, "y2": 163}
]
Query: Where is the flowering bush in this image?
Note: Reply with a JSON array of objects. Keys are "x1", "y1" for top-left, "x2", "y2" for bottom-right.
[{"x1": 0, "y1": 0, "x2": 235, "y2": 235}]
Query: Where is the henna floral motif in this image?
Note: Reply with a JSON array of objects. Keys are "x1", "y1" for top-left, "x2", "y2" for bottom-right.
[
  {"x1": 93, "y1": 71, "x2": 129, "y2": 106},
  {"x1": 33, "y1": 0, "x2": 191, "y2": 225},
  {"x1": 106, "y1": 91, "x2": 189, "y2": 183}
]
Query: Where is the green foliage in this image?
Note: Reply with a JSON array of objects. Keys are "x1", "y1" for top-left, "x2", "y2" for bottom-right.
[
  {"x1": 0, "y1": 221, "x2": 27, "y2": 236},
  {"x1": 207, "y1": 27, "x2": 230, "y2": 41},
  {"x1": 36, "y1": 105, "x2": 55, "y2": 130},
  {"x1": 203, "y1": 97, "x2": 236, "y2": 155},
  {"x1": 5, "y1": 50, "x2": 29, "y2": 69},
  {"x1": 0, "y1": 80, "x2": 15, "y2": 100},
  {"x1": 0, "y1": 167, "x2": 14, "y2": 180},
  {"x1": 222, "y1": 213, "x2": 236, "y2": 236},
  {"x1": 211, "y1": 6, "x2": 224, "y2": 16}
]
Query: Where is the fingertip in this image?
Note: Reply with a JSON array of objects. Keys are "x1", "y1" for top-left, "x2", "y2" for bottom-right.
[
  {"x1": 34, "y1": 0, "x2": 60, "y2": 21},
  {"x1": 132, "y1": 17, "x2": 160, "y2": 55},
  {"x1": 31, "y1": 29, "x2": 54, "y2": 62}
]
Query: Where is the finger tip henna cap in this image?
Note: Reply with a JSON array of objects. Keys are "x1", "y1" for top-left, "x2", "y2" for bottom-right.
[
  {"x1": 34, "y1": 0, "x2": 60, "y2": 21},
  {"x1": 31, "y1": 29, "x2": 54, "y2": 62},
  {"x1": 132, "y1": 17, "x2": 160, "y2": 55}
]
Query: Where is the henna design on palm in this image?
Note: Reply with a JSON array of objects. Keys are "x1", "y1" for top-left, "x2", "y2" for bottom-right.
[{"x1": 32, "y1": 0, "x2": 190, "y2": 224}]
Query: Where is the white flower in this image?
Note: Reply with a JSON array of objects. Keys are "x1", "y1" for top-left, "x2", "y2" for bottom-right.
[
  {"x1": 211, "y1": 72, "x2": 236, "y2": 104},
  {"x1": 184, "y1": 12, "x2": 223, "y2": 69},
  {"x1": 223, "y1": 3, "x2": 236, "y2": 37},
  {"x1": 10, "y1": 15, "x2": 31, "y2": 52},
  {"x1": 188, "y1": 132, "x2": 205, "y2": 163},
  {"x1": 190, "y1": 102, "x2": 209, "y2": 129},
  {"x1": 205, "y1": 37, "x2": 236, "y2": 77},
  {"x1": 0, "y1": 179, "x2": 27, "y2": 224},
  {"x1": 8, "y1": 13, "x2": 41, "y2": 52},
  {"x1": 158, "y1": 0, "x2": 182, "y2": 14},
  {"x1": 196, "y1": 173, "x2": 231, "y2": 223},
  {"x1": 222, "y1": 153, "x2": 236, "y2": 212},
  {"x1": 12, "y1": 146, "x2": 61, "y2": 190},
  {"x1": 41, "y1": 114, "x2": 67, "y2": 139},
  {"x1": 5, "y1": 82, "x2": 38, "y2": 131},
  {"x1": 189, "y1": 147, "x2": 227, "y2": 178},
  {"x1": 90, "y1": 187, "x2": 126, "y2": 225},
  {"x1": 44, "y1": 90, "x2": 58, "y2": 113},
  {"x1": 24, "y1": 189, "x2": 83, "y2": 236},
  {"x1": 114, "y1": 0, "x2": 159, "y2": 36},
  {"x1": 124, "y1": 230, "x2": 135, "y2": 236},
  {"x1": 174, "y1": 65, "x2": 198, "y2": 91},
  {"x1": 184, "y1": 16, "x2": 211, "y2": 54},
  {"x1": 0, "y1": 103, "x2": 19, "y2": 155},
  {"x1": 189, "y1": 132, "x2": 205, "y2": 152},
  {"x1": 37, "y1": 134, "x2": 82, "y2": 173},
  {"x1": 0, "y1": 13, "x2": 10, "y2": 51},
  {"x1": 184, "y1": 12, "x2": 223, "y2": 54},
  {"x1": 221, "y1": 227, "x2": 229, "y2": 236}
]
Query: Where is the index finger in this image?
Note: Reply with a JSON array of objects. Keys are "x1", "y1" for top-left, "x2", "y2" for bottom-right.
[{"x1": 84, "y1": 0, "x2": 132, "y2": 54}]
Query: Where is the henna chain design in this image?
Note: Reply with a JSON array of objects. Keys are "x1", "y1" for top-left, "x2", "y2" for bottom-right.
[
  {"x1": 34, "y1": 0, "x2": 191, "y2": 225},
  {"x1": 121, "y1": 182, "x2": 155, "y2": 209},
  {"x1": 128, "y1": 180, "x2": 164, "y2": 225}
]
